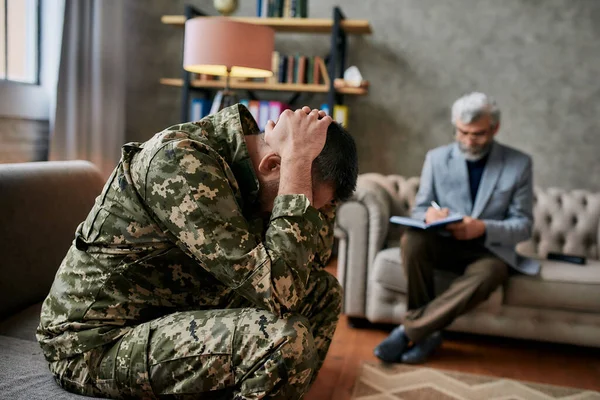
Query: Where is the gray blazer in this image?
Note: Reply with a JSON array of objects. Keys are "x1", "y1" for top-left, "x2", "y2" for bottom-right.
[{"x1": 412, "y1": 141, "x2": 540, "y2": 275}]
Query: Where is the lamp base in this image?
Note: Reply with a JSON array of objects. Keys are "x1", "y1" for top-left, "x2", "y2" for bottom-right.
[{"x1": 209, "y1": 90, "x2": 239, "y2": 115}]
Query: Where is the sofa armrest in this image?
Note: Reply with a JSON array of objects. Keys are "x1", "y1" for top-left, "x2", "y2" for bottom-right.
[
  {"x1": 335, "y1": 177, "x2": 393, "y2": 318},
  {"x1": 0, "y1": 161, "x2": 104, "y2": 318}
]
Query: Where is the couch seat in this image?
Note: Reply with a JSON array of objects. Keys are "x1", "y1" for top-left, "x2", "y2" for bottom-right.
[
  {"x1": 0, "y1": 303, "x2": 95, "y2": 399},
  {"x1": 372, "y1": 247, "x2": 600, "y2": 314},
  {"x1": 372, "y1": 247, "x2": 503, "y2": 313},
  {"x1": 504, "y1": 259, "x2": 600, "y2": 313}
]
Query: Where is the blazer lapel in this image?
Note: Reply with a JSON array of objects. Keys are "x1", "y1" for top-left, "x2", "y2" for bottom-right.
[
  {"x1": 471, "y1": 141, "x2": 504, "y2": 218},
  {"x1": 448, "y1": 144, "x2": 473, "y2": 215}
]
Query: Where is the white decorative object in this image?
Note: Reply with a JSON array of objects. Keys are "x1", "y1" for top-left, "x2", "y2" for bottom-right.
[
  {"x1": 213, "y1": 0, "x2": 239, "y2": 16},
  {"x1": 343, "y1": 66, "x2": 363, "y2": 87}
]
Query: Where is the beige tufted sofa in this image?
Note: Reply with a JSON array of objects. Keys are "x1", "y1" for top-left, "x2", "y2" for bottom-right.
[{"x1": 335, "y1": 173, "x2": 600, "y2": 347}]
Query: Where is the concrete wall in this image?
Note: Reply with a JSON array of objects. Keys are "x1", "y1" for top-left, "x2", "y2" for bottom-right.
[{"x1": 125, "y1": 0, "x2": 600, "y2": 190}]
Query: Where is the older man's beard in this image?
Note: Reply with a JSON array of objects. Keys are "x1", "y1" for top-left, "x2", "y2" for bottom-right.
[{"x1": 458, "y1": 140, "x2": 493, "y2": 161}]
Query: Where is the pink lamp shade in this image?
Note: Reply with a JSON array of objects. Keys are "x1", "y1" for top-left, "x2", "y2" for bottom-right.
[{"x1": 184, "y1": 18, "x2": 275, "y2": 78}]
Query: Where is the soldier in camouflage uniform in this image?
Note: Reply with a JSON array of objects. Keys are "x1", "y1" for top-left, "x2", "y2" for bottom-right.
[{"x1": 37, "y1": 104, "x2": 358, "y2": 399}]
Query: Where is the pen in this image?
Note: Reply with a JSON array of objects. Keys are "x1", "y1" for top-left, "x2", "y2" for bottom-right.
[{"x1": 431, "y1": 201, "x2": 442, "y2": 211}]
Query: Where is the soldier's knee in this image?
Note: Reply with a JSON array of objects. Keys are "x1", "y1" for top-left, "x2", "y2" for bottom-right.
[
  {"x1": 323, "y1": 272, "x2": 343, "y2": 315},
  {"x1": 307, "y1": 270, "x2": 343, "y2": 316},
  {"x1": 278, "y1": 315, "x2": 318, "y2": 381}
]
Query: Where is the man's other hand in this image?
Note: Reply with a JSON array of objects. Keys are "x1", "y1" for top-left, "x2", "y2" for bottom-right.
[
  {"x1": 446, "y1": 216, "x2": 486, "y2": 240},
  {"x1": 425, "y1": 207, "x2": 449, "y2": 224}
]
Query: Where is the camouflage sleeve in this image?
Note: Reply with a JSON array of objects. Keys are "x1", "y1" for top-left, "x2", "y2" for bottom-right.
[
  {"x1": 144, "y1": 140, "x2": 324, "y2": 317},
  {"x1": 310, "y1": 203, "x2": 337, "y2": 269}
]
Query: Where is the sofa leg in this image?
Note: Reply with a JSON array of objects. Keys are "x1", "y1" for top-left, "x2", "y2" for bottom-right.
[{"x1": 347, "y1": 316, "x2": 373, "y2": 329}]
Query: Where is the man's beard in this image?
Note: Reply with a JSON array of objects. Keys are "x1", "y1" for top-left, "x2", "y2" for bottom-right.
[
  {"x1": 458, "y1": 140, "x2": 493, "y2": 161},
  {"x1": 258, "y1": 179, "x2": 279, "y2": 214}
]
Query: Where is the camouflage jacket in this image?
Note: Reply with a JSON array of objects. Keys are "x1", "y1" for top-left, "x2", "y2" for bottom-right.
[{"x1": 37, "y1": 104, "x2": 336, "y2": 362}]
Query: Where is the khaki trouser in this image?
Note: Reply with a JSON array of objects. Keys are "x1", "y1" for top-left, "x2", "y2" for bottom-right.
[
  {"x1": 400, "y1": 229, "x2": 509, "y2": 342},
  {"x1": 49, "y1": 269, "x2": 341, "y2": 400}
]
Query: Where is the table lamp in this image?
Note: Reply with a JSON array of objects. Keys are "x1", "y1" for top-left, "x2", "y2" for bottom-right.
[{"x1": 183, "y1": 18, "x2": 275, "y2": 112}]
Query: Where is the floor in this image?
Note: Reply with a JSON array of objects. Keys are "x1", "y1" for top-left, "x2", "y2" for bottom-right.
[{"x1": 305, "y1": 261, "x2": 600, "y2": 400}]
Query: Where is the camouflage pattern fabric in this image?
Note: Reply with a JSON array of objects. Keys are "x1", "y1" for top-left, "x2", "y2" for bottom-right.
[{"x1": 37, "y1": 104, "x2": 342, "y2": 399}]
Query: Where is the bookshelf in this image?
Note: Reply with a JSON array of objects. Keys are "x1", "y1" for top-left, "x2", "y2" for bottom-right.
[
  {"x1": 161, "y1": 15, "x2": 372, "y2": 34},
  {"x1": 162, "y1": 5, "x2": 372, "y2": 122},
  {"x1": 160, "y1": 78, "x2": 368, "y2": 95}
]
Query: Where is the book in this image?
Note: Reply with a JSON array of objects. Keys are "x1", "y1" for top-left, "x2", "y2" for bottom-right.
[
  {"x1": 333, "y1": 104, "x2": 348, "y2": 127},
  {"x1": 389, "y1": 214, "x2": 464, "y2": 230},
  {"x1": 259, "y1": 101, "x2": 270, "y2": 131},
  {"x1": 286, "y1": 55, "x2": 294, "y2": 84},
  {"x1": 248, "y1": 100, "x2": 260, "y2": 123},
  {"x1": 209, "y1": 91, "x2": 224, "y2": 115},
  {"x1": 190, "y1": 97, "x2": 210, "y2": 121}
]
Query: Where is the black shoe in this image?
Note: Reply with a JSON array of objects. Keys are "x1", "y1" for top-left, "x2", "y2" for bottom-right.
[
  {"x1": 374, "y1": 325, "x2": 409, "y2": 363},
  {"x1": 400, "y1": 331, "x2": 443, "y2": 364}
]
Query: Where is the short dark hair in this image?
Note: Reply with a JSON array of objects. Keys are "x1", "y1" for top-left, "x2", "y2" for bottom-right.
[{"x1": 312, "y1": 122, "x2": 358, "y2": 202}]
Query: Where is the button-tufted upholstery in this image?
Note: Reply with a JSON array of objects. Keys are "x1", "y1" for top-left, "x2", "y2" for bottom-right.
[{"x1": 336, "y1": 173, "x2": 600, "y2": 348}]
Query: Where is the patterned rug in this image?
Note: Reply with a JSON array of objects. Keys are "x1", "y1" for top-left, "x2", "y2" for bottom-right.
[{"x1": 351, "y1": 363, "x2": 600, "y2": 400}]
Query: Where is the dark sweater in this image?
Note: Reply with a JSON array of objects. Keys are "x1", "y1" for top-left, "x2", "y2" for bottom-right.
[{"x1": 466, "y1": 155, "x2": 489, "y2": 203}]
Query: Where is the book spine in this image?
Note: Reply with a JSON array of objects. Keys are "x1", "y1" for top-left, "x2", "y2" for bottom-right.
[
  {"x1": 286, "y1": 55, "x2": 294, "y2": 83},
  {"x1": 261, "y1": 0, "x2": 269, "y2": 17},
  {"x1": 268, "y1": 101, "x2": 284, "y2": 123},
  {"x1": 306, "y1": 57, "x2": 314, "y2": 84},
  {"x1": 248, "y1": 100, "x2": 260, "y2": 123},
  {"x1": 256, "y1": 0, "x2": 262, "y2": 17},
  {"x1": 259, "y1": 101, "x2": 270, "y2": 131},
  {"x1": 297, "y1": 55, "x2": 306, "y2": 84},
  {"x1": 276, "y1": 0, "x2": 284, "y2": 17},
  {"x1": 333, "y1": 104, "x2": 349, "y2": 127},
  {"x1": 313, "y1": 56, "x2": 322, "y2": 84},
  {"x1": 293, "y1": 54, "x2": 300, "y2": 83},
  {"x1": 270, "y1": 51, "x2": 280, "y2": 84},
  {"x1": 278, "y1": 54, "x2": 287, "y2": 83}
]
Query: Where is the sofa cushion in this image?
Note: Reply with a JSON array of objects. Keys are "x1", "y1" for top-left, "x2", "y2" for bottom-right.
[
  {"x1": 504, "y1": 259, "x2": 600, "y2": 312},
  {"x1": 0, "y1": 302, "x2": 43, "y2": 342},
  {"x1": 371, "y1": 247, "x2": 503, "y2": 312},
  {"x1": 373, "y1": 247, "x2": 600, "y2": 313},
  {"x1": 0, "y1": 335, "x2": 93, "y2": 399}
]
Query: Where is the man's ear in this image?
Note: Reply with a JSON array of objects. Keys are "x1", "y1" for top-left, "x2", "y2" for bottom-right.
[{"x1": 257, "y1": 152, "x2": 281, "y2": 179}]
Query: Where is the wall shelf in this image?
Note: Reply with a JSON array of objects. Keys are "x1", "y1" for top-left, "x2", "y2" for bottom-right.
[
  {"x1": 160, "y1": 78, "x2": 368, "y2": 95},
  {"x1": 161, "y1": 15, "x2": 372, "y2": 34},
  {"x1": 166, "y1": 6, "x2": 370, "y2": 122}
]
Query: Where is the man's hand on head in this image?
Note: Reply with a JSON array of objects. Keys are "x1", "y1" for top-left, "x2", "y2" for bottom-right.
[
  {"x1": 263, "y1": 106, "x2": 332, "y2": 164},
  {"x1": 264, "y1": 106, "x2": 333, "y2": 205},
  {"x1": 446, "y1": 216, "x2": 486, "y2": 240}
]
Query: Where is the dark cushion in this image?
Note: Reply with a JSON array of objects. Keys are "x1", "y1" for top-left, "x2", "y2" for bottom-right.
[
  {"x1": 0, "y1": 335, "x2": 93, "y2": 399},
  {"x1": 0, "y1": 161, "x2": 104, "y2": 318}
]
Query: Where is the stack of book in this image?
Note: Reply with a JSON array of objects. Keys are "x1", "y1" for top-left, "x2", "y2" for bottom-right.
[
  {"x1": 270, "y1": 52, "x2": 325, "y2": 85},
  {"x1": 190, "y1": 99, "x2": 349, "y2": 130},
  {"x1": 257, "y1": 0, "x2": 308, "y2": 18}
]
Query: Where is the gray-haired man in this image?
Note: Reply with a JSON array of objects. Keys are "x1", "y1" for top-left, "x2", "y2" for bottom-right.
[{"x1": 375, "y1": 92, "x2": 537, "y2": 364}]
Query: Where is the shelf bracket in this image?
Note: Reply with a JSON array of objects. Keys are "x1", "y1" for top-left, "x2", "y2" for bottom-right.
[{"x1": 327, "y1": 6, "x2": 347, "y2": 114}]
